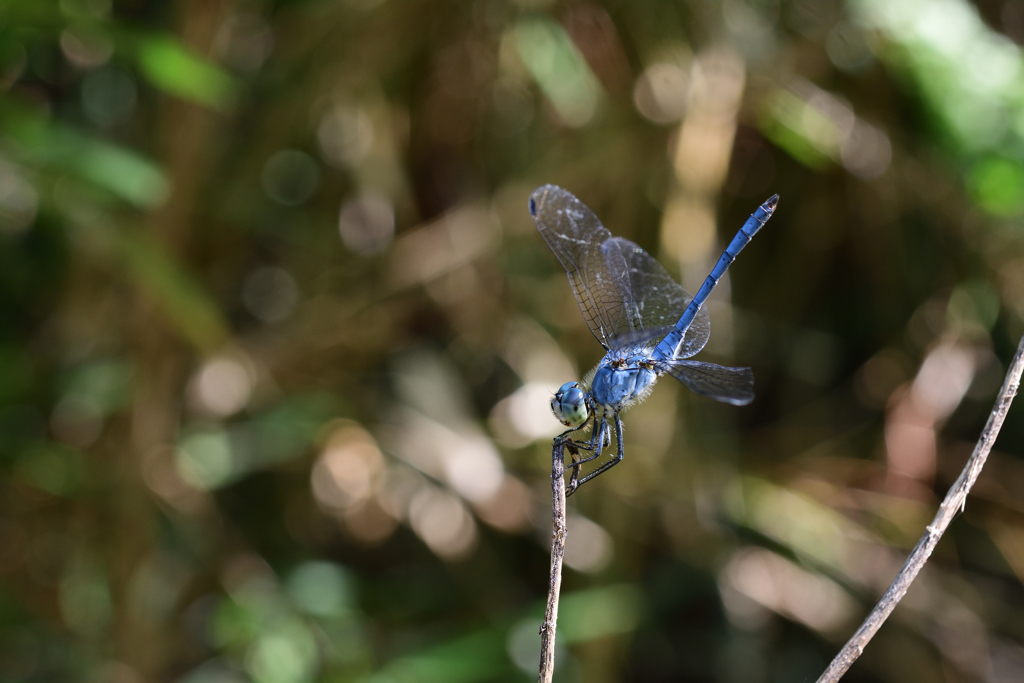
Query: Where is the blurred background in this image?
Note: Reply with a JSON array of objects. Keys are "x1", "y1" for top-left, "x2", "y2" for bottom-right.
[{"x1": 5, "y1": 0, "x2": 1024, "y2": 681}]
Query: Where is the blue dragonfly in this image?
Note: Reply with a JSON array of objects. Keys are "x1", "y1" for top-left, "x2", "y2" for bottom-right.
[{"x1": 529, "y1": 185, "x2": 778, "y2": 494}]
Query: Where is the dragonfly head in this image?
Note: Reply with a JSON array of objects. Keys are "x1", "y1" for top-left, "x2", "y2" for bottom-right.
[{"x1": 551, "y1": 382, "x2": 589, "y2": 427}]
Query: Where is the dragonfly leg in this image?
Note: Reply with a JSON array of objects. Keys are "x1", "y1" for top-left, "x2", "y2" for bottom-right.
[
  {"x1": 554, "y1": 419, "x2": 594, "y2": 450},
  {"x1": 569, "y1": 416, "x2": 608, "y2": 466},
  {"x1": 552, "y1": 420, "x2": 589, "y2": 486},
  {"x1": 567, "y1": 415, "x2": 624, "y2": 496},
  {"x1": 560, "y1": 416, "x2": 606, "y2": 496},
  {"x1": 566, "y1": 442, "x2": 581, "y2": 493}
]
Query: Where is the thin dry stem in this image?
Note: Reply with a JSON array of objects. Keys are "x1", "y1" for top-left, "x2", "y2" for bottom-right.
[
  {"x1": 816, "y1": 332, "x2": 1024, "y2": 683},
  {"x1": 538, "y1": 442, "x2": 579, "y2": 683}
]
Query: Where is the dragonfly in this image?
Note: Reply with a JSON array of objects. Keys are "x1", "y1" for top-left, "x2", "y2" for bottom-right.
[{"x1": 529, "y1": 185, "x2": 778, "y2": 495}]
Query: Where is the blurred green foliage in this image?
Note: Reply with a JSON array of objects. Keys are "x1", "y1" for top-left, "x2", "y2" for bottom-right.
[{"x1": 3, "y1": 0, "x2": 1024, "y2": 682}]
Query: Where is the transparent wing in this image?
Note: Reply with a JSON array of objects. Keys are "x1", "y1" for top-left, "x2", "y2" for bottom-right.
[
  {"x1": 661, "y1": 359, "x2": 754, "y2": 405},
  {"x1": 530, "y1": 184, "x2": 711, "y2": 353},
  {"x1": 602, "y1": 236, "x2": 710, "y2": 355},
  {"x1": 530, "y1": 184, "x2": 627, "y2": 350}
]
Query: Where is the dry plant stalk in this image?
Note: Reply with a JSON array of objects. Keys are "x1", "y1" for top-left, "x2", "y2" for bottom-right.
[
  {"x1": 817, "y1": 332, "x2": 1024, "y2": 683},
  {"x1": 537, "y1": 441, "x2": 579, "y2": 683}
]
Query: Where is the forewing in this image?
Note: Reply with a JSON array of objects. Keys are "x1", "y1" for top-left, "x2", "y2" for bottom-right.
[
  {"x1": 530, "y1": 185, "x2": 627, "y2": 349},
  {"x1": 662, "y1": 359, "x2": 754, "y2": 405},
  {"x1": 602, "y1": 236, "x2": 710, "y2": 354}
]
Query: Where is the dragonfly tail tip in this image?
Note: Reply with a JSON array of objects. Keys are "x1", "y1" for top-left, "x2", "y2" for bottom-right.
[{"x1": 765, "y1": 194, "x2": 779, "y2": 211}]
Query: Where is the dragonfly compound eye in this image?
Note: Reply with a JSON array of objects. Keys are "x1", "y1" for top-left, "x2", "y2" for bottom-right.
[{"x1": 551, "y1": 382, "x2": 588, "y2": 427}]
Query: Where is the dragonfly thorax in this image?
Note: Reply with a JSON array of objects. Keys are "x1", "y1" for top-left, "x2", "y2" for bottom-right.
[{"x1": 590, "y1": 351, "x2": 659, "y2": 413}]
